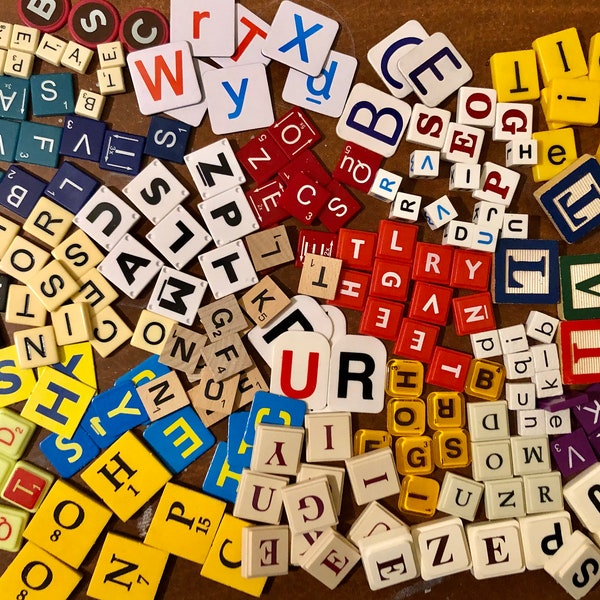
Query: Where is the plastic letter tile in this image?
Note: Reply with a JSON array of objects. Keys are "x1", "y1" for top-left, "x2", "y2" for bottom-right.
[
  {"x1": 484, "y1": 477, "x2": 525, "y2": 520},
  {"x1": 523, "y1": 471, "x2": 563, "y2": 514},
  {"x1": 28, "y1": 260, "x2": 79, "y2": 312},
  {"x1": 304, "y1": 412, "x2": 352, "y2": 463},
  {"x1": 81, "y1": 431, "x2": 171, "y2": 521},
  {"x1": 465, "y1": 359, "x2": 505, "y2": 400},
  {"x1": 327, "y1": 268, "x2": 371, "y2": 311},
  {"x1": 427, "y1": 392, "x2": 465, "y2": 430},
  {"x1": 359, "y1": 297, "x2": 404, "y2": 340},
  {"x1": 452, "y1": 292, "x2": 496, "y2": 336},
  {"x1": 39, "y1": 428, "x2": 99, "y2": 479},
  {"x1": 233, "y1": 469, "x2": 288, "y2": 525},
  {"x1": 437, "y1": 472, "x2": 484, "y2": 521},
  {"x1": 5, "y1": 284, "x2": 47, "y2": 327},
  {"x1": 398, "y1": 475, "x2": 439, "y2": 517},
  {"x1": 0, "y1": 504, "x2": 28, "y2": 552},
  {"x1": 282, "y1": 476, "x2": 337, "y2": 534},
  {"x1": 14, "y1": 325, "x2": 59, "y2": 369},
  {"x1": 0, "y1": 407, "x2": 35, "y2": 460},
  {"x1": 519, "y1": 511, "x2": 572, "y2": 570},
  {"x1": 88, "y1": 532, "x2": 168, "y2": 600},
  {"x1": 15, "y1": 120, "x2": 62, "y2": 168},
  {"x1": 1, "y1": 460, "x2": 54, "y2": 512},
  {"x1": 30, "y1": 73, "x2": 74, "y2": 116},
  {"x1": 551, "y1": 429, "x2": 597, "y2": 478},
  {"x1": 563, "y1": 463, "x2": 600, "y2": 532},
  {"x1": 532, "y1": 127, "x2": 577, "y2": 183},
  {"x1": 345, "y1": 447, "x2": 400, "y2": 505},
  {"x1": 532, "y1": 27, "x2": 588, "y2": 86},
  {"x1": 144, "y1": 115, "x2": 191, "y2": 164},
  {"x1": 490, "y1": 49, "x2": 539, "y2": 102},
  {"x1": 23, "y1": 195, "x2": 75, "y2": 247},
  {"x1": 395, "y1": 435, "x2": 433, "y2": 476},
  {"x1": 387, "y1": 397, "x2": 426, "y2": 435},
  {"x1": 242, "y1": 524, "x2": 289, "y2": 578},
  {"x1": 425, "y1": 346, "x2": 471, "y2": 391},
  {"x1": 333, "y1": 141, "x2": 382, "y2": 192},
  {"x1": 471, "y1": 439, "x2": 513, "y2": 481},
  {"x1": 408, "y1": 281, "x2": 454, "y2": 326},
  {"x1": 432, "y1": 429, "x2": 470, "y2": 469},
  {"x1": 99, "y1": 129, "x2": 145, "y2": 175},
  {"x1": 393, "y1": 318, "x2": 439, "y2": 363}
]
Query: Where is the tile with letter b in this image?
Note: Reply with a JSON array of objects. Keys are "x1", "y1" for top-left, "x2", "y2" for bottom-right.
[
  {"x1": 88, "y1": 532, "x2": 168, "y2": 600},
  {"x1": 23, "y1": 479, "x2": 111, "y2": 568},
  {"x1": 144, "y1": 481, "x2": 225, "y2": 564},
  {"x1": 80, "y1": 431, "x2": 171, "y2": 521}
]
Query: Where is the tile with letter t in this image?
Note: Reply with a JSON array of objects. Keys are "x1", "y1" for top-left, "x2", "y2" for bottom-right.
[
  {"x1": 204, "y1": 63, "x2": 274, "y2": 135},
  {"x1": 262, "y1": 0, "x2": 339, "y2": 76},
  {"x1": 490, "y1": 49, "x2": 539, "y2": 102},
  {"x1": 493, "y1": 238, "x2": 560, "y2": 304},
  {"x1": 143, "y1": 406, "x2": 215, "y2": 474},
  {"x1": 29, "y1": 73, "x2": 74, "y2": 116},
  {"x1": 88, "y1": 532, "x2": 168, "y2": 600},
  {"x1": 16, "y1": 121, "x2": 62, "y2": 168},
  {"x1": 81, "y1": 431, "x2": 171, "y2": 522},
  {"x1": 1, "y1": 460, "x2": 54, "y2": 512},
  {"x1": 59, "y1": 115, "x2": 106, "y2": 162},
  {"x1": 144, "y1": 114, "x2": 191, "y2": 163},
  {"x1": 559, "y1": 319, "x2": 600, "y2": 385}
]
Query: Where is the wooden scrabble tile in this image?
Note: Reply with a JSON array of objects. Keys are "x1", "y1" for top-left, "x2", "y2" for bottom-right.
[
  {"x1": 466, "y1": 519, "x2": 525, "y2": 579},
  {"x1": 74, "y1": 88, "x2": 106, "y2": 120},
  {"x1": 245, "y1": 225, "x2": 294, "y2": 272},
  {"x1": 188, "y1": 370, "x2": 240, "y2": 417},
  {"x1": 0, "y1": 504, "x2": 28, "y2": 552},
  {"x1": 490, "y1": 49, "x2": 540, "y2": 102},
  {"x1": 201, "y1": 513, "x2": 267, "y2": 597},
  {"x1": 240, "y1": 275, "x2": 290, "y2": 327},
  {"x1": 51, "y1": 302, "x2": 92, "y2": 346},
  {"x1": 198, "y1": 294, "x2": 248, "y2": 341},
  {"x1": 88, "y1": 532, "x2": 168, "y2": 599},
  {"x1": 22, "y1": 366, "x2": 95, "y2": 438},
  {"x1": 345, "y1": 447, "x2": 400, "y2": 506},
  {"x1": 5, "y1": 284, "x2": 47, "y2": 327},
  {"x1": 23, "y1": 479, "x2": 111, "y2": 568},
  {"x1": 1, "y1": 459, "x2": 54, "y2": 512},
  {"x1": 60, "y1": 40, "x2": 93, "y2": 73},
  {"x1": 532, "y1": 27, "x2": 588, "y2": 86},
  {"x1": 4, "y1": 49, "x2": 34, "y2": 78},
  {"x1": 159, "y1": 325, "x2": 206, "y2": 374},
  {"x1": 81, "y1": 431, "x2": 171, "y2": 522},
  {"x1": 301, "y1": 528, "x2": 360, "y2": 589},
  {"x1": 35, "y1": 33, "x2": 67, "y2": 65},
  {"x1": 250, "y1": 424, "x2": 304, "y2": 476},
  {"x1": 519, "y1": 511, "x2": 572, "y2": 570},
  {"x1": 145, "y1": 482, "x2": 225, "y2": 564},
  {"x1": 233, "y1": 365, "x2": 268, "y2": 411},
  {"x1": 298, "y1": 252, "x2": 342, "y2": 300},
  {"x1": 137, "y1": 370, "x2": 189, "y2": 421},
  {"x1": 0, "y1": 542, "x2": 81, "y2": 597},
  {"x1": 202, "y1": 333, "x2": 252, "y2": 382},
  {"x1": 14, "y1": 325, "x2": 58, "y2": 369},
  {"x1": 437, "y1": 471, "x2": 484, "y2": 521},
  {"x1": 242, "y1": 524, "x2": 289, "y2": 578},
  {"x1": 89, "y1": 305, "x2": 133, "y2": 358},
  {"x1": 28, "y1": 260, "x2": 79, "y2": 312}
]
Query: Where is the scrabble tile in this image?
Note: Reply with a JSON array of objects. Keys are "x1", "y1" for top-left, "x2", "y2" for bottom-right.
[
  {"x1": 136, "y1": 370, "x2": 188, "y2": 422},
  {"x1": 490, "y1": 49, "x2": 540, "y2": 102},
  {"x1": 99, "y1": 129, "x2": 146, "y2": 175},
  {"x1": 81, "y1": 431, "x2": 171, "y2": 521},
  {"x1": 73, "y1": 186, "x2": 140, "y2": 252},
  {"x1": 0, "y1": 407, "x2": 35, "y2": 460},
  {"x1": 423, "y1": 195, "x2": 458, "y2": 230},
  {"x1": 23, "y1": 196, "x2": 74, "y2": 248},
  {"x1": 23, "y1": 479, "x2": 111, "y2": 568},
  {"x1": 39, "y1": 428, "x2": 100, "y2": 479},
  {"x1": 30, "y1": 73, "x2": 74, "y2": 116},
  {"x1": 0, "y1": 75, "x2": 29, "y2": 121},
  {"x1": 0, "y1": 504, "x2": 28, "y2": 552},
  {"x1": 0, "y1": 119, "x2": 20, "y2": 162},
  {"x1": 60, "y1": 115, "x2": 107, "y2": 164},
  {"x1": 551, "y1": 429, "x2": 597, "y2": 478},
  {"x1": 0, "y1": 542, "x2": 81, "y2": 597},
  {"x1": 301, "y1": 528, "x2": 360, "y2": 589},
  {"x1": 426, "y1": 346, "x2": 472, "y2": 391},
  {"x1": 532, "y1": 27, "x2": 588, "y2": 86},
  {"x1": 233, "y1": 469, "x2": 288, "y2": 525},
  {"x1": 437, "y1": 471, "x2": 484, "y2": 521},
  {"x1": 197, "y1": 295, "x2": 247, "y2": 342},
  {"x1": 239, "y1": 276, "x2": 290, "y2": 329},
  {"x1": 573, "y1": 396, "x2": 600, "y2": 434},
  {"x1": 1, "y1": 460, "x2": 54, "y2": 512},
  {"x1": 471, "y1": 439, "x2": 512, "y2": 481},
  {"x1": 14, "y1": 325, "x2": 59, "y2": 369},
  {"x1": 296, "y1": 230, "x2": 337, "y2": 268},
  {"x1": 440, "y1": 122, "x2": 485, "y2": 164},
  {"x1": 88, "y1": 532, "x2": 168, "y2": 600},
  {"x1": 201, "y1": 332, "x2": 252, "y2": 383},
  {"x1": 5, "y1": 284, "x2": 47, "y2": 327},
  {"x1": 0, "y1": 22, "x2": 11, "y2": 49},
  {"x1": 332, "y1": 141, "x2": 382, "y2": 192},
  {"x1": 143, "y1": 115, "x2": 191, "y2": 165},
  {"x1": 74, "y1": 88, "x2": 106, "y2": 120},
  {"x1": 345, "y1": 447, "x2": 400, "y2": 506},
  {"x1": 304, "y1": 412, "x2": 352, "y2": 463},
  {"x1": 532, "y1": 127, "x2": 577, "y2": 183},
  {"x1": 16, "y1": 121, "x2": 63, "y2": 168},
  {"x1": 10, "y1": 24, "x2": 39, "y2": 53},
  {"x1": 523, "y1": 471, "x2": 564, "y2": 514},
  {"x1": 0, "y1": 214, "x2": 19, "y2": 256},
  {"x1": 244, "y1": 225, "x2": 294, "y2": 272},
  {"x1": 4, "y1": 49, "x2": 35, "y2": 78},
  {"x1": 0, "y1": 235, "x2": 51, "y2": 285},
  {"x1": 387, "y1": 397, "x2": 426, "y2": 435},
  {"x1": 466, "y1": 519, "x2": 525, "y2": 579},
  {"x1": 60, "y1": 40, "x2": 93, "y2": 73},
  {"x1": 336, "y1": 83, "x2": 411, "y2": 157},
  {"x1": 519, "y1": 511, "x2": 572, "y2": 570},
  {"x1": 236, "y1": 131, "x2": 289, "y2": 185},
  {"x1": 269, "y1": 107, "x2": 321, "y2": 161},
  {"x1": 97, "y1": 40, "x2": 125, "y2": 68},
  {"x1": 559, "y1": 319, "x2": 600, "y2": 385}
]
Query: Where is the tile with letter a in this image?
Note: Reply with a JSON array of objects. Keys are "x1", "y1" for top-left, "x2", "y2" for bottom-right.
[
  {"x1": 262, "y1": 0, "x2": 339, "y2": 77},
  {"x1": 204, "y1": 63, "x2": 274, "y2": 135},
  {"x1": 397, "y1": 32, "x2": 473, "y2": 107},
  {"x1": 533, "y1": 154, "x2": 600, "y2": 244},
  {"x1": 282, "y1": 50, "x2": 358, "y2": 118},
  {"x1": 559, "y1": 254, "x2": 600, "y2": 320},
  {"x1": 336, "y1": 83, "x2": 411, "y2": 157},
  {"x1": 127, "y1": 40, "x2": 202, "y2": 115},
  {"x1": 185, "y1": 138, "x2": 246, "y2": 200},
  {"x1": 147, "y1": 266, "x2": 207, "y2": 326},
  {"x1": 73, "y1": 186, "x2": 141, "y2": 252},
  {"x1": 97, "y1": 234, "x2": 164, "y2": 299},
  {"x1": 493, "y1": 239, "x2": 560, "y2": 304}
]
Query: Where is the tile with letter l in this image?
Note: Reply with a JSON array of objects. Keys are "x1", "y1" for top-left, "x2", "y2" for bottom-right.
[
  {"x1": 493, "y1": 238, "x2": 560, "y2": 304},
  {"x1": 336, "y1": 83, "x2": 411, "y2": 157},
  {"x1": 81, "y1": 431, "x2": 171, "y2": 522},
  {"x1": 0, "y1": 542, "x2": 81, "y2": 598},
  {"x1": 534, "y1": 155, "x2": 600, "y2": 244},
  {"x1": 144, "y1": 481, "x2": 225, "y2": 564},
  {"x1": 262, "y1": 0, "x2": 339, "y2": 77},
  {"x1": 143, "y1": 406, "x2": 215, "y2": 474},
  {"x1": 127, "y1": 40, "x2": 202, "y2": 115},
  {"x1": 23, "y1": 479, "x2": 111, "y2": 568},
  {"x1": 43, "y1": 162, "x2": 99, "y2": 217},
  {"x1": 398, "y1": 475, "x2": 439, "y2": 517},
  {"x1": 87, "y1": 532, "x2": 168, "y2": 600}
]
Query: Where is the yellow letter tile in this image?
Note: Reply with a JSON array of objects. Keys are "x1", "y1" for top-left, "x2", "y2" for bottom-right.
[
  {"x1": 386, "y1": 359, "x2": 424, "y2": 397},
  {"x1": 38, "y1": 342, "x2": 97, "y2": 390},
  {"x1": 490, "y1": 49, "x2": 540, "y2": 102},
  {"x1": 0, "y1": 407, "x2": 36, "y2": 459},
  {"x1": 14, "y1": 325, "x2": 59, "y2": 369},
  {"x1": 590, "y1": 33, "x2": 600, "y2": 82},
  {"x1": 465, "y1": 359, "x2": 506, "y2": 401},
  {"x1": 130, "y1": 309, "x2": 177, "y2": 355},
  {"x1": 51, "y1": 302, "x2": 92, "y2": 346},
  {"x1": 398, "y1": 475, "x2": 440, "y2": 517},
  {"x1": 353, "y1": 429, "x2": 392, "y2": 455},
  {"x1": 532, "y1": 27, "x2": 588, "y2": 86},
  {"x1": 432, "y1": 429, "x2": 471, "y2": 469},
  {"x1": 532, "y1": 127, "x2": 578, "y2": 182},
  {"x1": 427, "y1": 392, "x2": 466, "y2": 430},
  {"x1": 0, "y1": 346, "x2": 36, "y2": 408},
  {"x1": 387, "y1": 398, "x2": 426, "y2": 437},
  {"x1": 395, "y1": 435, "x2": 434, "y2": 476},
  {"x1": 546, "y1": 77, "x2": 600, "y2": 126}
]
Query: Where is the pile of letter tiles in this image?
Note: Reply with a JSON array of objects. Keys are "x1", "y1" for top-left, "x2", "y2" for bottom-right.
[{"x1": 0, "y1": 0, "x2": 599, "y2": 598}]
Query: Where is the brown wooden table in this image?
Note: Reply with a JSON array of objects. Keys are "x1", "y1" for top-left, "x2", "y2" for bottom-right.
[{"x1": 1, "y1": 0, "x2": 600, "y2": 598}]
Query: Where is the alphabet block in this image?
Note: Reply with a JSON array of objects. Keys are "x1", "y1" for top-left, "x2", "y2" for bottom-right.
[
  {"x1": 81, "y1": 431, "x2": 171, "y2": 521},
  {"x1": 242, "y1": 524, "x2": 289, "y2": 578},
  {"x1": 441, "y1": 122, "x2": 485, "y2": 164},
  {"x1": 437, "y1": 472, "x2": 484, "y2": 521},
  {"x1": 347, "y1": 500, "x2": 408, "y2": 547},
  {"x1": 484, "y1": 477, "x2": 526, "y2": 520},
  {"x1": 505, "y1": 381, "x2": 536, "y2": 411},
  {"x1": 449, "y1": 163, "x2": 481, "y2": 191},
  {"x1": 250, "y1": 424, "x2": 304, "y2": 476},
  {"x1": 406, "y1": 102, "x2": 451, "y2": 148},
  {"x1": 409, "y1": 149, "x2": 440, "y2": 178},
  {"x1": 423, "y1": 195, "x2": 458, "y2": 230},
  {"x1": 368, "y1": 168, "x2": 402, "y2": 201},
  {"x1": 471, "y1": 439, "x2": 513, "y2": 481},
  {"x1": 457, "y1": 86, "x2": 497, "y2": 128},
  {"x1": 345, "y1": 447, "x2": 400, "y2": 505}
]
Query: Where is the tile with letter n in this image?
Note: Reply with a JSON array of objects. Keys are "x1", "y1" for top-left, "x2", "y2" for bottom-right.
[
  {"x1": 534, "y1": 154, "x2": 600, "y2": 244},
  {"x1": 493, "y1": 238, "x2": 559, "y2": 304},
  {"x1": 559, "y1": 254, "x2": 600, "y2": 320},
  {"x1": 99, "y1": 129, "x2": 145, "y2": 175},
  {"x1": 16, "y1": 121, "x2": 63, "y2": 168}
]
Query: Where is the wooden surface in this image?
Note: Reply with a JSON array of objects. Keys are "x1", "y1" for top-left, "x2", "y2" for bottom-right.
[{"x1": 1, "y1": 0, "x2": 600, "y2": 598}]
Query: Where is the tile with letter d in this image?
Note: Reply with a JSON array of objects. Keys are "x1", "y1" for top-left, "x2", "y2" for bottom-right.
[{"x1": 0, "y1": 407, "x2": 35, "y2": 460}]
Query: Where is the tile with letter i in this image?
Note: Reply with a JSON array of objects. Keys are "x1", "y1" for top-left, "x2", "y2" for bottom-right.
[
  {"x1": 546, "y1": 78, "x2": 599, "y2": 126},
  {"x1": 0, "y1": 504, "x2": 29, "y2": 552},
  {"x1": 143, "y1": 406, "x2": 216, "y2": 474},
  {"x1": 145, "y1": 482, "x2": 225, "y2": 564},
  {"x1": 532, "y1": 27, "x2": 588, "y2": 86},
  {"x1": 201, "y1": 514, "x2": 267, "y2": 597},
  {"x1": 81, "y1": 431, "x2": 171, "y2": 521},
  {"x1": 99, "y1": 129, "x2": 146, "y2": 175},
  {"x1": 39, "y1": 428, "x2": 100, "y2": 479},
  {"x1": 23, "y1": 479, "x2": 111, "y2": 568},
  {"x1": 51, "y1": 302, "x2": 92, "y2": 346},
  {"x1": 490, "y1": 49, "x2": 540, "y2": 102},
  {"x1": 493, "y1": 238, "x2": 560, "y2": 304},
  {"x1": 0, "y1": 407, "x2": 35, "y2": 460},
  {"x1": 29, "y1": 73, "x2": 74, "y2": 116},
  {"x1": 16, "y1": 121, "x2": 63, "y2": 168},
  {"x1": 345, "y1": 447, "x2": 400, "y2": 506},
  {"x1": 0, "y1": 75, "x2": 29, "y2": 120},
  {"x1": 0, "y1": 346, "x2": 36, "y2": 409},
  {"x1": 88, "y1": 532, "x2": 168, "y2": 600},
  {"x1": 1, "y1": 460, "x2": 54, "y2": 512},
  {"x1": 559, "y1": 318, "x2": 600, "y2": 385},
  {"x1": 398, "y1": 475, "x2": 439, "y2": 517},
  {"x1": 534, "y1": 154, "x2": 600, "y2": 244},
  {"x1": 0, "y1": 542, "x2": 81, "y2": 598}
]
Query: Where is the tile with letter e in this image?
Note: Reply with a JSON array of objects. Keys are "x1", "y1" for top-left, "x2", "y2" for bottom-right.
[
  {"x1": 493, "y1": 238, "x2": 559, "y2": 304},
  {"x1": 88, "y1": 532, "x2": 168, "y2": 600},
  {"x1": 534, "y1": 154, "x2": 600, "y2": 244},
  {"x1": 23, "y1": 479, "x2": 111, "y2": 568},
  {"x1": 1, "y1": 460, "x2": 54, "y2": 512},
  {"x1": 81, "y1": 431, "x2": 171, "y2": 521},
  {"x1": 532, "y1": 127, "x2": 577, "y2": 183},
  {"x1": 0, "y1": 504, "x2": 28, "y2": 552},
  {"x1": 0, "y1": 75, "x2": 29, "y2": 120},
  {"x1": 16, "y1": 121, "x2": 62, "y2": 168},
  {"x1": 99, "y1": 129, "x2": 146, "y2": 175},
  {"x1": 60, "y1": 115, "x2": 106, "y2": 162},
  {"x1": 242, "y1": 524, "x2": 289, "y2": 578},
  {"x1": 143, "y1": 406, "x2": 215, "y2": 474},
  {"x1": 39, "y1": 428, "x2": 99, "y2": 478},
  {"x1": 0, "y1": 542, "x2": 81, "y2": 598},
  {"x1": 560, "y1": 254, "x2": 600, "y2": 320},
  {"x1": 30, "y1": 73, "x2": 74, "y2": 116},
  {"x1": 144, "y1": 115, "x2": 190, "y2": 164},
  {"x1": 0, "y1": 407, "x2": 35, "y2": 460},
  {"x1": 145, "y1": 482, "x2": 225, "y2": 564}
]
